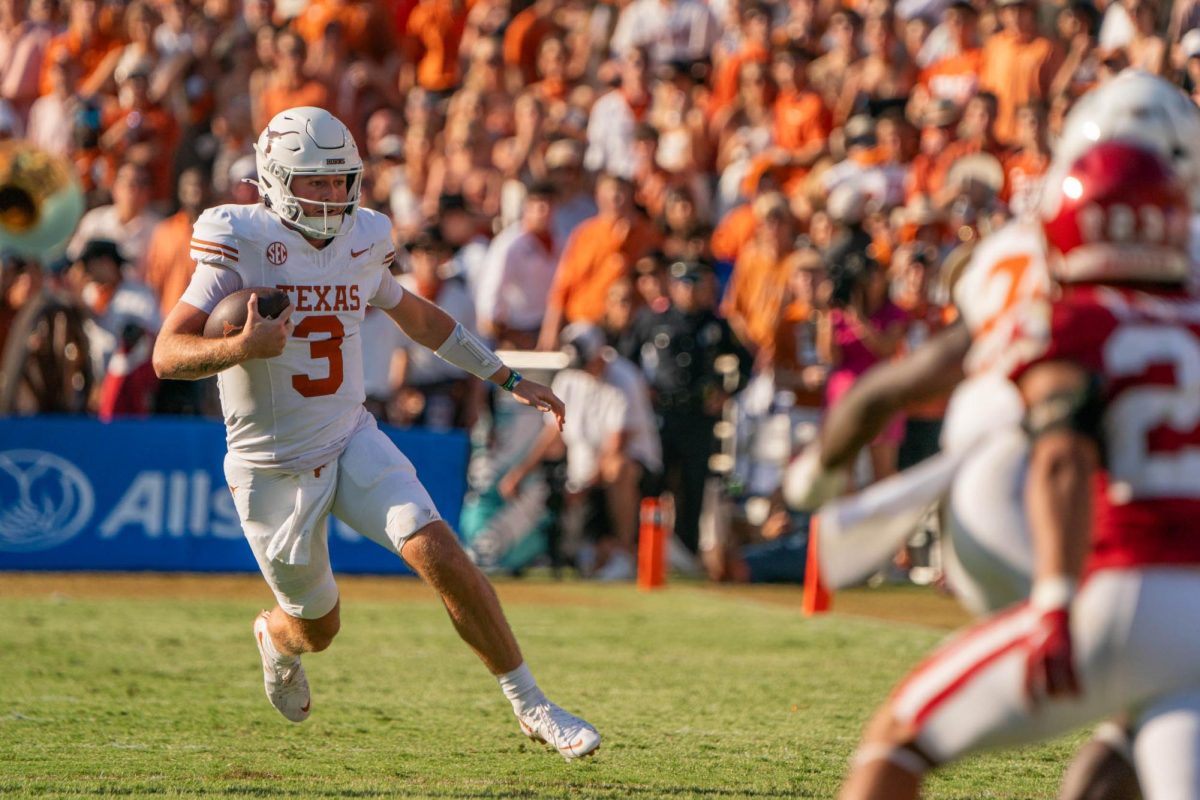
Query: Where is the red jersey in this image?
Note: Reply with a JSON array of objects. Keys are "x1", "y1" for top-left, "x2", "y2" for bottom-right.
[{"x1": 1012, "y1": 284, "x2": 1200, "y2": 572}]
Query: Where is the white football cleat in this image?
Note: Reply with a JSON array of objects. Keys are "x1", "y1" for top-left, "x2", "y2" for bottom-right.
[
  {"x1": 253, "y1": 611, "x2": 311, "y2": 723},
  {"x1": 518, "y1": 700, "x2": 601, "y2": 761}
]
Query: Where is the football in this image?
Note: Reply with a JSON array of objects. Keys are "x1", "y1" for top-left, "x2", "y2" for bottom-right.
[{"x1": 202, "y1": 287, "x2": 291, "y2": 338}]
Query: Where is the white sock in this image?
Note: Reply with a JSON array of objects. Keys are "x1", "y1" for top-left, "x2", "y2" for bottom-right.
[
  {"x1": 498, "y1": 663, "x2": 546, "y2": 716},
  {"x1": 259, "y1": 619, "x2": 299, "y2": 665}
]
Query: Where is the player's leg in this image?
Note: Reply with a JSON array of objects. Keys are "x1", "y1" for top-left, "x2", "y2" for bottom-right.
[
  {"x1": 332, "y1": 425, "x2": 601, "y2": 759},
  {"x1": 225, "y1": 454, "x2": 341, "y2": 723},
  {"x1": 1133, "y1": 689, "x2": 1200, "y2": 800},
  {"x1": 1058, "y1": 721, "x2": 1141, "y2": 800}
]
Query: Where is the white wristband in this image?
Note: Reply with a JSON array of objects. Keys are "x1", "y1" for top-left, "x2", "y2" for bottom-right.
[
  {"x1": 1031, "y1": 575, "x2": 1077, "y2": 611},
  {"x1": 434, "y1": 323, "x2": 504, "y2": 380}
]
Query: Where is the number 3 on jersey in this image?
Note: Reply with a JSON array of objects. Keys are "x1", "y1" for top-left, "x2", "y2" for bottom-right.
[
  {"x1": 1105, "y1": 326, "x2": 1200, "y2": 501},
  {"x1": 292, "y1": 315, "x2": 344, "y2": 397}
]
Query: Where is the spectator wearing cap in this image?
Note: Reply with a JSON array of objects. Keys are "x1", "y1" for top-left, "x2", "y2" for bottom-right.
[
  {"x1": 545, "y1": 140, "x2": 597, "y2": 246},
  {"x1": 476, "y1": 182, "x2": 559, "y2": 349},
  {"x1": 722, "y1": 192, "x2": 796, "y2": 358},
  {"x1": 224, "y1": 155, "x2": 260, "y2": 205},
  {"x1": 622, "y1": 258, "x2": 749, "y2": 553},
  {"x1": 538, "y1": 173, "x2": 661, "y2": 350},
  {"x1": 906, "y1": 98, "x2": 960, "y2": 203},
  {"x1": 979, "y1": 0, "x2": 1063, "y2": 145},
  {"x1": 392, "y1": 227, "x2": 484, "y2": 430},
  {"x1": 912, "y1": 0, "x2": 983, "y2": 115},
  {"x1": 69, "y1": 238, "x2": 161, "y2": 387},
  {"x1": 609, "y1": 0, "x2": 718, "y2": 67},
  {"x1": 68, "y1": 162, "x2": 164, "y2": 278},
  {"x1": 39, "y1": 0, "x2": 123, "y2": 99},
  {"x1": 500, "y1": 322, "x2": 662, "y2": 581},
  {"x1": 585, "y1": 48, "x2": 652, "y2": 180},
  {"x1": 0, "y1": 0, "x2": 56, "y2": 124}
]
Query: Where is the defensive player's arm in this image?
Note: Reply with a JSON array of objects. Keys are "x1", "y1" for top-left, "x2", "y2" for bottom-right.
[
  {"x1": 152, "y1": 296, "x2": 292, "y2": 380},
  {"x1": 1018, "y1": 359, "x2": 1101, "y2": 591},
  {"x1": 385, "y1": 290, "x2": 566, "y2": 428},
  {"x1": 819, "y1": 320, "x2": 970, "y2": 468}
]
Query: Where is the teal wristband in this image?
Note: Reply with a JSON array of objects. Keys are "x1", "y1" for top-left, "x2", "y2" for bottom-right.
[{"x1": 500, "y1": 369, "x2": 523, "y2": 392}]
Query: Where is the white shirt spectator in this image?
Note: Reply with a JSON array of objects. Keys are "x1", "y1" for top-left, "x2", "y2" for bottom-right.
[
  {"x1": 82, "y1": 279, "x2": 161, "y2": 378},
  {"x1": 551, "y1": 356, "x2": 662, "y2": 491},
  {"x1": 585, "y1": 90, "x2": 640, "y2": 179},
  {"x1": 475, "y1": 222, "x2": 559, "y2": 334},
  {"x1": 396, "y1": 275, "x2": 479, "y2": 386},
  {"x1": 68, "y1": 205, "x2": 165, "y2": 275},
  {"x1": 610, "y1": 0, "x2": 719, "y2": 65},
  {"x1": 26, "y1": 93, "x2": 72, "y2": 156}
]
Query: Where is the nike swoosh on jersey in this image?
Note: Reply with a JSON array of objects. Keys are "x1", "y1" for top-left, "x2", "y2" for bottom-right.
[{"x1": 351, "y1": 247, "x2": 369, "y2": 258}]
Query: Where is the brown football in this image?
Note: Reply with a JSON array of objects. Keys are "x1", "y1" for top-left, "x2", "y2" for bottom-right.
[{"x1": 202, "y1": 287, "x2": 291, "y2": 338}]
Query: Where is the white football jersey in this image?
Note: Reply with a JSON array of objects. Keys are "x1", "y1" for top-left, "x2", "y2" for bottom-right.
[
  {"x1": 953, "y1": 220, "x2": 1051, "y2": 377},
  {"x1": 181, "y1": 204, "x2": 403, "y2": 471}
]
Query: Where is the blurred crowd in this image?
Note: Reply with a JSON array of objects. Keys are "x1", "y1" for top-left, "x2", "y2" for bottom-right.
[{"x1": 3, "y1": 0, "x2": 1199, "y2": 578}]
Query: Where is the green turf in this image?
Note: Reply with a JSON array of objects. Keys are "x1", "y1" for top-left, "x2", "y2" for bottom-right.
[{"x1": 0, "y1": 581, "x2": 1082, "y2": 799}]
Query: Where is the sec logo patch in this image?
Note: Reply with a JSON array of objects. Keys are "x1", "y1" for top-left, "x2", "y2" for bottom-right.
[{"x1": 266, "y1": 242, "x2": 288, "y2": 265}]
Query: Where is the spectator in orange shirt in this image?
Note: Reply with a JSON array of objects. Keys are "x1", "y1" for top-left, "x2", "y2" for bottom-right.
[
  {"x1": 769, "y1": 45, "x2": 832, "y2": 192},
  {"x1": 402, "y1": 0, "x2": 468, "y2": 95},
  {"x1": 722, "y1": 192, "x2": 795, "y2": 358},
  {"x1": 144, "y1": 167, "x2": 213, "y2": 414},
  {"x1": 503, "y1": 0, "x2": 557, "y2": 88},
  {"x1": 40, "y1": 0, "x2": 124, "y2": 98},
  {"x1": 711, "y1": 167, "x2": 779, "y2": 265},
  {"x1": 912, "y1": 1, "x2": 983, "y2": 117},
  {"x1": 979, "y1": 0, "x2": 1063, "y2": 144},
  {"x1": 1001, "y1": 100, "x2": 1050, "y2": 218},
  {"x1": 99, "y1": 63, "x2": 180, "y2": 204},
  {"x1": 538, "y1": 173, "x2": 661, "y2": 349},
  {"x1": 929, "y1": 91, "x2": 1005, "y2": 210},
  {"x1": 768, "y1": 247, "x2": 827, "y2": 411},
  {"x1": 708, "y1": 3, "x2": 771, "y2": 120},
  {"x1": 257, "y1": 31, "x2": 329, "y2": 132}
]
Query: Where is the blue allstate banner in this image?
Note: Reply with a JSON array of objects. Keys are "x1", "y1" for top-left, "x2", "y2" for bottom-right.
[{"x1": 0, "y1": 416, "x2": 469, "y2": 573}]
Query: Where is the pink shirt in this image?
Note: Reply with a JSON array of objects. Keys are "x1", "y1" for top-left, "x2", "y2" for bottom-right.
[{"x1": 829, "y1": 301, "x2": 909, "y2": 376}]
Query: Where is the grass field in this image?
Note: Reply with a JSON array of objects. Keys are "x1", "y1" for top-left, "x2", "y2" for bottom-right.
[{"x1": 0, "y1": 574, "x2": 1085, "y2": 799}]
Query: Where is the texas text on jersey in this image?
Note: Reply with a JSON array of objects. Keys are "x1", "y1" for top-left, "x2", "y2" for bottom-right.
[{"x1": 180, "y1": 203, "x2": 401, "y2": 472}]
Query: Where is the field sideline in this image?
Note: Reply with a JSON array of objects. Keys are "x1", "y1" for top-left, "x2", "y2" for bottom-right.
[{"x1": 0, "y1": 574, "x2": 1083, "y2": 799}]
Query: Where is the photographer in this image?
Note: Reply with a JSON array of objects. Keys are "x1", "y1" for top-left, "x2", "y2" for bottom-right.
[{"x1": 816, "y1": 237, "x2": 907, "y2": 486}]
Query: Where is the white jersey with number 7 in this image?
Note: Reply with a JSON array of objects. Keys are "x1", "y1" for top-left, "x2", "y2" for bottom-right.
[{"x1": 180, "y1": 203, "x2": 403, "y2": 472}]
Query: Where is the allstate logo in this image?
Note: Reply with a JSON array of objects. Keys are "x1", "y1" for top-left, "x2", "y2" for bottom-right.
[{"x1": 0, "y1": 450, "x2": 95, "y2": 552}]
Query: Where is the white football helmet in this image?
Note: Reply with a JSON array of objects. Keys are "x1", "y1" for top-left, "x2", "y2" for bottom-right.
[
  {"x1": 254, "y1": 107, "x2": 363, "y2": 239},
  {"x1": 1044, "y1": 70, "x2": 1200, "y2": 214}
]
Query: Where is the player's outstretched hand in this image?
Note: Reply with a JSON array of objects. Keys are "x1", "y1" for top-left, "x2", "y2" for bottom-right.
[
  {"x1": 511, "y1": 378, "x2": 566, "y2": 431},
  {"x1": 1023, "y1": 606, "x2": 1080, "y2": 707},
  {"x1": 240, "y1": 294, "x2": 294, "y2": 360}
]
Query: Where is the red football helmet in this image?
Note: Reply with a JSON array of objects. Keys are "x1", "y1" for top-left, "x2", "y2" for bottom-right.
[{"x1": 1041, "y1": 140, "x2": 1191, "y2": 285}]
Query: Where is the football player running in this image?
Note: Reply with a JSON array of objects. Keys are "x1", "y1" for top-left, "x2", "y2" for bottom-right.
[
  {"x1": 837, "y1": 137, "x2": 1200, "y2": 797},
  {"x1": 152, "y1": 107, "x2": 600, "y2": 760},
  {"x1": 786, "y1": 71, "x2": 1200, "y2": 798}
]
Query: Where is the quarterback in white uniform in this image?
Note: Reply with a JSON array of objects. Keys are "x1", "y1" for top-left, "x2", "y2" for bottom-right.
[{"x1": 152, "y1": 107, "x2": 600, "y2": 760}]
